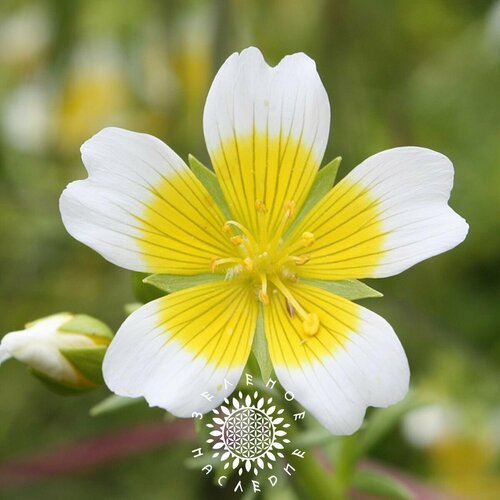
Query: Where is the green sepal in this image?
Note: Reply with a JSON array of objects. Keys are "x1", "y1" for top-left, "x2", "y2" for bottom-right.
[
  {"x1": 188, "y1": 154, "x2": 232, "y2": 219},
  {"x1": 132, "y1": 271, "x2": 166, "y2": 302},
  {"x1": 143, "y1": 273, "x2": 223, "y2": 294},
  {"x1": 29, "y1": 368, "x2": 91, "y2": 396},
  {"x1": 90, "y1": 394, "x2": 143, "y2": 416},
  {"x1": 300, "y1": 278, "x2": 382, "y2": 300},
  {"x1": 251, "y1": 306, "x2": 273, "y2": 381},
  {"x1": 59, "y1": 314, "x2": 113, "y2": 340},
  {"x1": 59, "y1": 346, "x2": 107, "y2": 385},
  {"x1": 352, "y1": 470, "x2": 413, "y2": 500},
  {"x1": 286, "y1": 156, "x2": 342, "y2": 236}
]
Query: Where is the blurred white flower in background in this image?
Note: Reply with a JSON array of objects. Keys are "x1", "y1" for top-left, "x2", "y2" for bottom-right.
[
  {"x1": 1, "y1": 78, "x2": 54, "y2": 154},
  {"x1": 0, "y1": 4, "x2": 52, "y2": 70},
  {"x1": 402, "y1": 404, "x2": 460, "y2": 448}
]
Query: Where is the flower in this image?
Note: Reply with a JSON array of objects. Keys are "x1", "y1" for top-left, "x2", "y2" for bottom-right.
[
  {"x1": 0, "y1": 313, "x2": 113, "y2": 393},
  {"x1": 60, "y1": 47, "x2": 468, "y2": 434}
]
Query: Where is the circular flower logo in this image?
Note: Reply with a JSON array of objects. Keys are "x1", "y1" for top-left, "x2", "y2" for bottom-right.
[{"x1": 206, "y1": 390, "x2": 291, "y2": 476}]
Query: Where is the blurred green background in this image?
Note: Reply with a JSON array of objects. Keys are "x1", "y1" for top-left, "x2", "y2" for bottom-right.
[{"x1": 0, "y1": 0, "x2": 499, "y2": 498}]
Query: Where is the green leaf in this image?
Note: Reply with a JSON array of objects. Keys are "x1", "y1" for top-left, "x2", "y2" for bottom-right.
[
  {"x1": 90, "y1": 394, "x2": 143, "y2": 416},
  {"x1": 300, "y1": 278, "x2": 382, "y2": 300},
  {"x1": 132, "y1": 271, "x2": 166, "y2": 302},
  {"x1": 29, "y1": 369, "x2": 91, "y2": 395},
  {"x1": 251, "y1": 306, "x2": 273, "y2": 381},
  {"x1": 60, "y1": 346, "x2": 107, "y2": 385},
  {"x1": 143, "y1": 273, "x2": 223, "y2": 293},
  {"x1": 285, "y1": 156, "x2": 342, "y2": 236},
  {"x1": 352, "y1": 470, "x2": 413, "y2": 500},
  {"x1": 188, "y1": 154, "x2": 232, "y2": 219},
  {"x1": 59, "y1": 314, "x2": 113, "y2": 339}
]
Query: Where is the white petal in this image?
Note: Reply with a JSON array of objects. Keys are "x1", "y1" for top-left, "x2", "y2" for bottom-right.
[
  {"x1": 103, "y1": 281, "x2": 258, "y2": 416},
  {"x1": 203, "y1": 47, "x2": 330, "y2": 237},
  {"x1": 60, "y1": 127, "x2": 233, "y2": 274},
  {"x1": 290, "y1": 146, "x2": 469, "y2": 280},
  {"x1": 264, "y1": 283, "x2": 409, "y2": 435}
]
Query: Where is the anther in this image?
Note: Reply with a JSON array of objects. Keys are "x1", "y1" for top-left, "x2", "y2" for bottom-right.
[
  {"x1": 294, "y1": 254, "x2": 311, "y2": 266},
  {"x1": 302, "y1": 313, "x2": 320, "y2": 336},
  {"x1": 284, "y1": 201, "x2": 296, "y2": 219},
  {"x1": 301, "y1": 232, "x2": 315, "y2": 247},
  {"x1": 255, "y1": 199, "x2": 268, "y2": 214},
  {"x1": 210, "y1": 257, "x2": 219, "y2": 273},
  {"x1": 210, "y1": 257, "x2": 241, "y2": 273},
  {"x1": 230, "y1": 235, "x2": 243, "y2": 246},
  {"x1": 258, "y1": 289, "x2": 269, "y2": 305},
  {"x1": 243, "y1": 257, "x2": 254, "y2": 272}
]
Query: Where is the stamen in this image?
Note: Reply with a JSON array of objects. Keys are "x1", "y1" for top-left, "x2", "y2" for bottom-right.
[
  {"x1": 255, "y1": 199, "x2": 268, "y2": 214},
  {"x1": 223, "y1": 220, "x2": 258, "y2": 248},
  {"x1": 270, "y1": 275, "x2": 320, "y2": 336},
  {"x1": 258, "y1": 273, "x2": 269, "y2": 305},
  {"x1": 301, "y1": 231, "x2": 315, "y2": 247},
  {"x1": 285, "y1": 200, "x2": 296, "y2": 219},
  {"x1": 243, "y1": 257, "x2": 254, "y2": 272},
  {"x1": 230, "y1": 235, "x2": 243, "y2": 246},
  {"x1": 291, "y1": 254, "x2": 311, "y2": 266},
  {"x1": 267, "y1": 201, "x2": 297, "y2": 250},
  {"x1": 210, "y1": 257, "x2": 242, "y2": 273},
  {"x1": 303, "y1": 313, "x2": 320, "y2": 336}
]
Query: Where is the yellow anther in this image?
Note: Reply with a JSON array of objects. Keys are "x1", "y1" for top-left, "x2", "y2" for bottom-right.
[
  {"x1": 210, "y1": 257, "x2": 241, "y2": 273},
  {"x1": 243, "y1": 257, "x2": 254, "y2": 272},
  {"x1": 258, "y1": 289, "x2": 269, "y2": 305},
  {"x1": 230, "y1": 235, "x2": 243, "y2": 246},
  {"x1": 258, "y1": 272, "x2": 269, "y2": 305},
  {"x1": 303, "y1": 313, "x2": 320, "y2": 336},
  {"x1": 210, "y1": 257, "x2": 219, "y2": 273},
  {"x1": 301, "y1": 232, "x2": 315, "y2": 247},
  {"x1": 284, "y1": 200, "x2": 296, "y2": 219},
  {"x1": 295, "y1": 254, "x2": 311, "y2": 265},
  {"x1": 222, "y1": 222, "x2": 230, "y2": 233},
  {"x1": 255, "y1": 199, "x2": 268, "y2": 214}
]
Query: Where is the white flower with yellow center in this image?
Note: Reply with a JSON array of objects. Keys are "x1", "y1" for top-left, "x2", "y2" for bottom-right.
[{"x1": 60, "y1": 47, "x2": 468, "y2": 434}]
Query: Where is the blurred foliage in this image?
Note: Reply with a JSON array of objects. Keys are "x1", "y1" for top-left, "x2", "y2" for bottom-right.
[{"x1": 0, "y1": 0, "x2": 499, "y2": 498}]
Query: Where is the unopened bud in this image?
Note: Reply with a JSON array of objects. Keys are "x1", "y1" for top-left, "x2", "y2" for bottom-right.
[{"x1": 0, "y1": 313, "x2": 113, "y2": 394}]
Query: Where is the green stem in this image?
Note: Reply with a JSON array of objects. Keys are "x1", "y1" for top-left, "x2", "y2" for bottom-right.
[
  {"x1": 289, "y1": 450, "x2": 342, "y2": 500},
  {"x1": 332, "y1": 434, "x2": 360, "y2": 498}
]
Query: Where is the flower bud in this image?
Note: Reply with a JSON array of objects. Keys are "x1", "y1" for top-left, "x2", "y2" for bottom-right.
[{"x1": 0, "y1": 313, "x2": 113, "y2": 394}]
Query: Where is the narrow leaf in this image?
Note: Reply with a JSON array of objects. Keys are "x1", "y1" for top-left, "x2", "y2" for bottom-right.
[
  {"x1": 301, "y1": 278, "x2": 383, "y2": 300},
  {"x1": 352, "y1": 470, "x2": 413, "y2": 500},
  {"x1": 90, "y1": 394, "x2": 143, "y2": 416},
  {"x1": 251, "y1": 307, "x2": 273, "y2": 381},
  {"x1": 286, "y1": 156, "x2": 341, "y2": 236},
  {"x1": 188, "y1": 154, "x2": 232, "y2": 219},
  {"x1": 143, "y1": 273, "x2": 223, "y2": 293}
]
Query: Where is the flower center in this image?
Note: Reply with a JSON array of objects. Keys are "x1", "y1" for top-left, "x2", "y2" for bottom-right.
[{"x1": 210, "y1": 200, "x2": 319, "y2": 337}]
